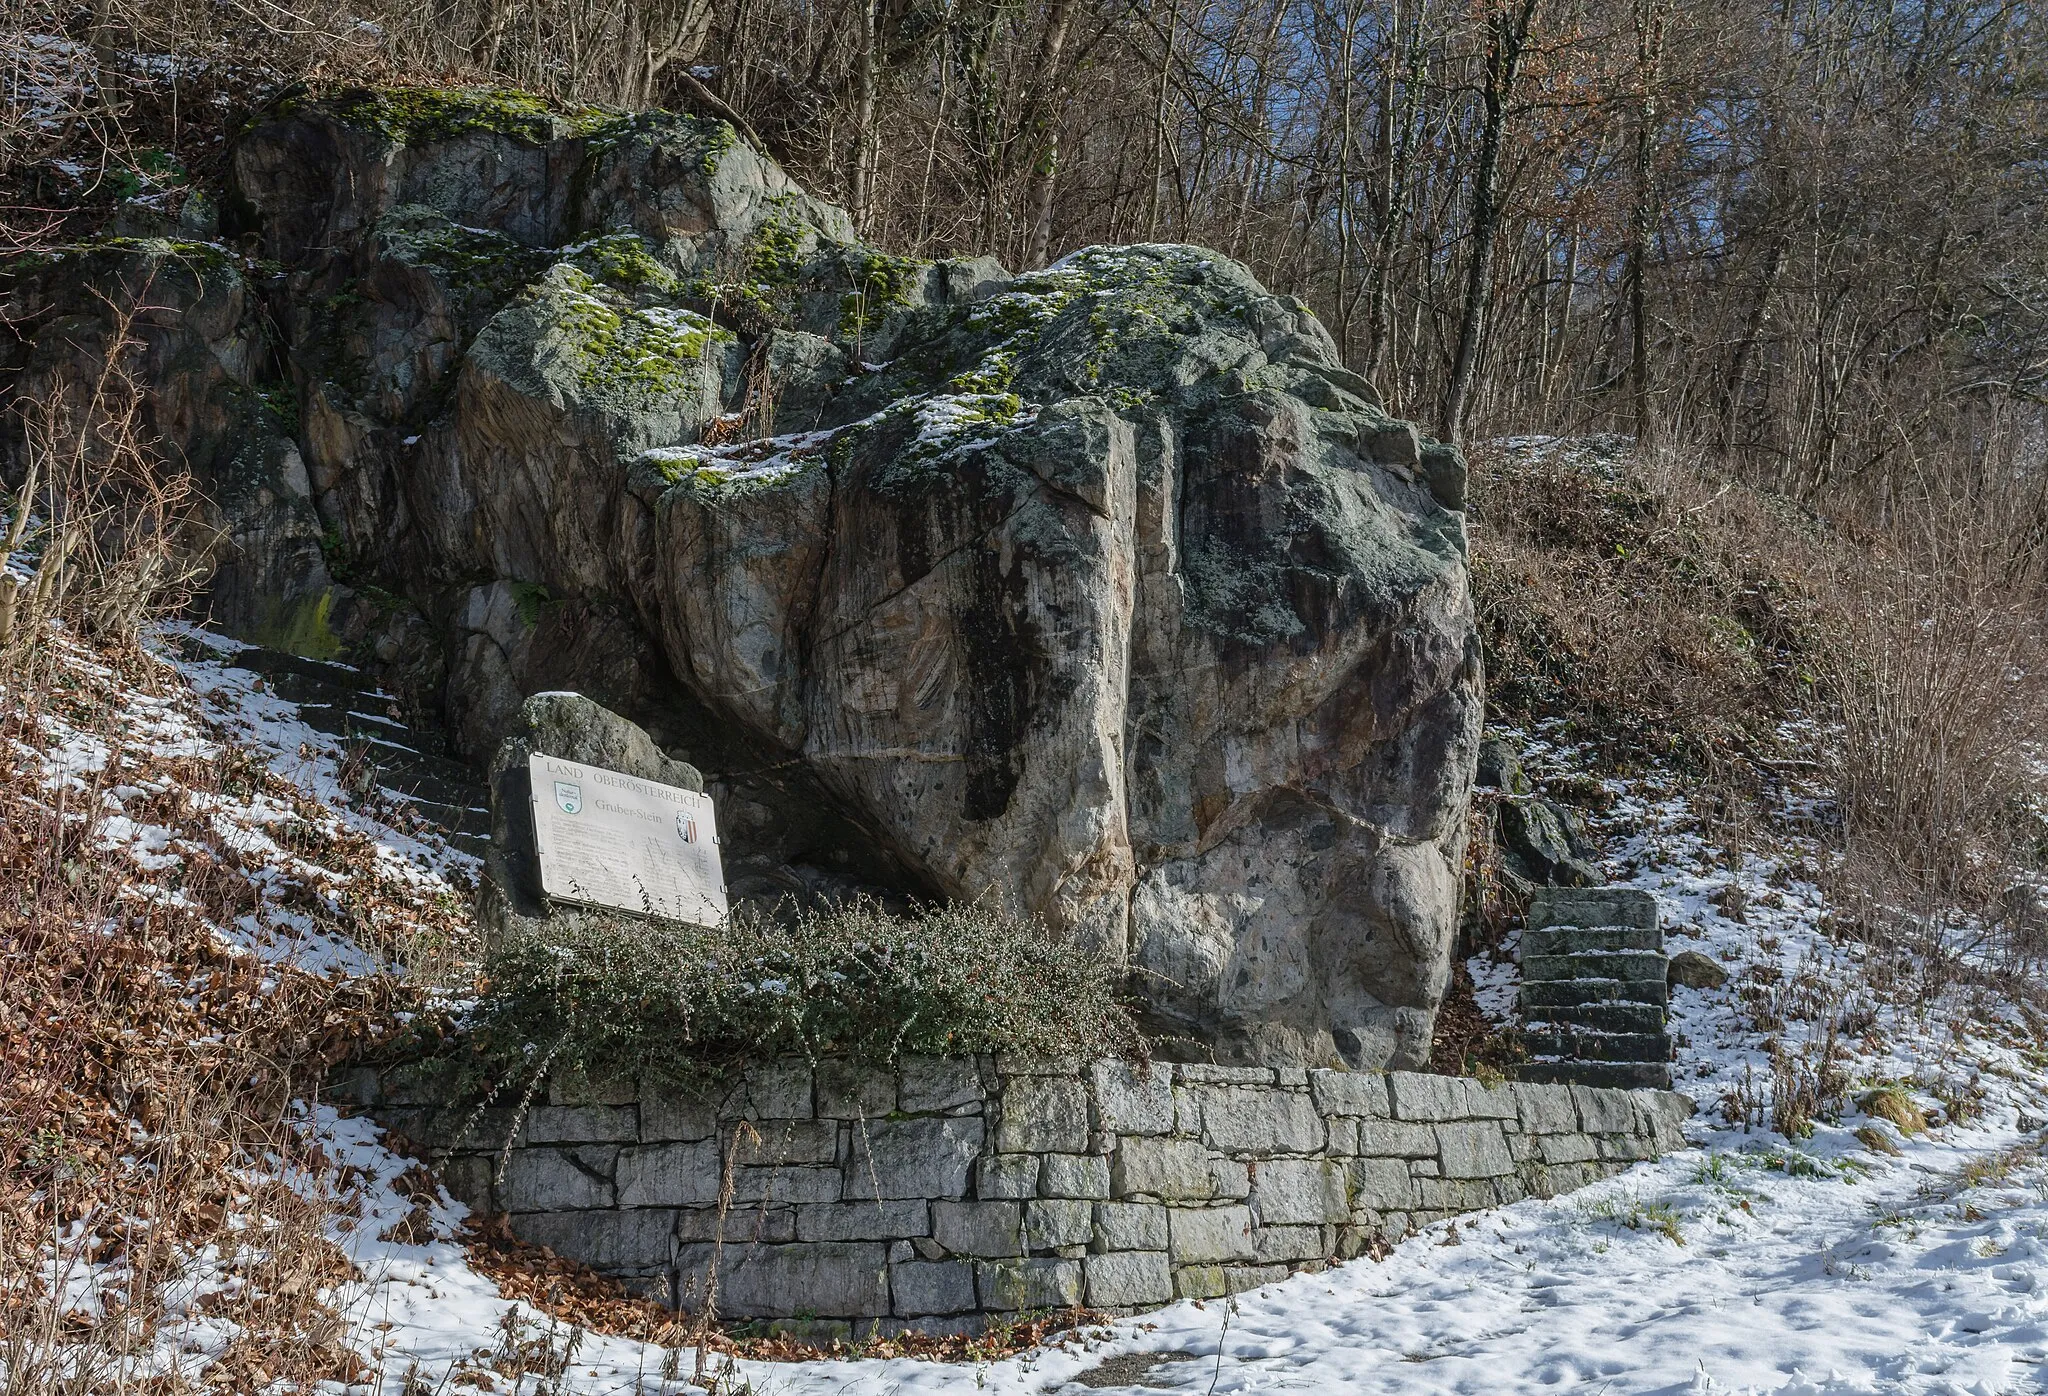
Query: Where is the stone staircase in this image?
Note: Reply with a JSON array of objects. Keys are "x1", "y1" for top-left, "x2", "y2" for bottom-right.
[{"x1": 1515, "y1": 887, "x2": 1673, "y2": 1090}]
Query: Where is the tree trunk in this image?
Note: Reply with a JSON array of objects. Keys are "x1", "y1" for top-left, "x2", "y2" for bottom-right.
[
  {"x1": 1021, "y1": 0, "x2": 1076, "y2": 269},
  {"x1": 1628, "y1": 0, "x2": 1666, "y2": 446},
  {"x1": 850, "y1": 0, "x2": 878, "y2": 235},
  {"x1": 1440, "y1": 0, "x2": 1537, "y2": 444}
]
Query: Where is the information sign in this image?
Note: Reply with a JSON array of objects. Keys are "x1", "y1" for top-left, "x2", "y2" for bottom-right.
[{"x1": 527, "y1": 752, "x2": 727, "y2": 925}]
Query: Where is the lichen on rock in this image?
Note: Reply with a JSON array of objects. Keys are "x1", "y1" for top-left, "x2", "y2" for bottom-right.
[{"x1": 7, "y1": 88, "x2": 1485, "y2": 1072}]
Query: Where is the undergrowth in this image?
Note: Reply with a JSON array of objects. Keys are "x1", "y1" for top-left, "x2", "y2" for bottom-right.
[
  {"x1": 447, "y1": 897, "x2": 1141, "y2": 1100},
  {"x1": 1, "y1": 307, "x2": 469, "y2": 1391}
]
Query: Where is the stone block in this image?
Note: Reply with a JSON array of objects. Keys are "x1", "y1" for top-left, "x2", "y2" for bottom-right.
[
  {"x1": 1386, "y1": 1072, "x2": 1470, "y2": 1122},
  {"x1": 1347, "y1": 1157, "x2": 1416, "y2": 1211},
  {"x1": 678, "y1": 1241, "x2": 889, "y2": 1319},
  {"x1": 814, "y1": 1061, "x2": 896, "y2": 1119},
  {"x1": 932, "y1": 1201, "x2": 1023, "y2": 1257},
  {"x1": 1112, "y1": 1137, "x2": 1214, "y2": 1200},
  {"x1": 1324, "y1": 1117, "x2": 1360, "y2": 1154},
  {"x1": 1209, "y1": 1157, "x2": 1251, "y2": 1200},
  {"x1": 975, "y1": 1154, "x2": 1041, "y2": 1200},
  {"x1": 525, "y1": 1104, "x2": 639, "y2": 1144},
  {"x1": 1090, "y1": 1061, "x2": 1176, "y2": 1135},
  {"x1": 739, "y1": 1060, "x2": 814, "y2": 1119},
  {"x1": 899, "y1": 1058, "x2": 985, "y2": 1114},
  {"x1": 1223, "y1": 1264, "x2": 1292, "y2": 1294},
  {"x1": 1463, "y1": 1081, "x2": 1519, "y2": 1120},
  {"x1": 1174, "y1": 1064, "x2": 1277, "y2": 1086},
  {"x1": 843, "y1": 1115, "x2": 983, "y2": 1200},
  {"x1": 1538, "y1": 1132, "x2": 1599, "y2": 1165},
  {"x1": 676, "y1": 1206, "x2": 796, "y2": 1243},
  {"x1": 1251, "y1": 1158, "x2": 1348, "y2": 1224},
  {"x1": 511, "y1": 1208, "x2": 674, "y2": 1271},
  {"x1": 383, "y1": 1106, "x2": 519, "y2": 1152},
  {"x1": 1354, "y1": 1120, "x2": 1440, "y2": 1157},
  {"x1": 1024, "y1": 1199, "x2": 1093, "y2": 1251},
  {"x1": 1637, "y1": 1092, "x2": 1694, "y2": 1150},
  {"x1": 734, "y1": 1119, "x2": 840, "y2": 1167},
  {"x1": 1252, "y1": 1224, "x2": 1327, "y2": 1264},
  {"x1": 547, "y1": 1069, "x2": 637, "y2": 1107},
  {"x1": 1523, "y1": 949, "x2": 1668, "y2": 983},
  {"x1": 1546, "y1": 1160, "x2": 1616, "y2": 1192},
  {"x1": 500, "y1": 1147, "x2": 614, "y2": 1211},
  {"x1": 1528, "y1": 886, "x2": 1658, "y2": 933},
  {"x1": 375, "y1": 1059, "x2": 462, "y2": 1106},
  {"x1": 640, "y1": 1090, "x2": 718, "y2": 1142},
  {"x1": 615, "y1": 1140, "x2": 720, "y2": 1207},
  {"x1": 1173, "y1": 1265, "x2": 1228, "y2": 1300},
  {"x1": 976, "y1": 1258, "x2": 1084, "y2": 1311},
  {"x1": 1572, "y1": 1085, "x2": 1638, "y2": 1134},
  {"x1": 996, "y1": 1076, "x2": 1089, "y2": 1153},
  {"x1": 1521, "y1": 924, "x2": 1662, "y2": 956},
  {"x1": 1190, "y1": 1086, "x2": 1325, "y2": 1154},
  {"x1": 1092, "y1": 1201, "x2": 1168, "y2": 1252},
  {"x1": 1435, "y1": 1122, "x2": 1514, "y2": 1179},
  {"x1": 1168, "y1": 1206, "x2": 1254, "y2": 1263},
  {"x1": 1519, "y1": 979, "x2": 1668, "y2": 1011},
  {"x1": 1041, "y1": 1154, "x2": 1111, "y2": 1200},
  {"x1": 438, "y1": 1154, "x2": 493, "y2": 1213},
  {"x1": 1416, "y1": 1177, "x2": 1501, "y2": 1211},
  {"x1": 1510, "y1": 1081, "x2": 1579, "y2": 1136},
  {"x1": 1308, "y1": 1070, "x2": 1389, "y2": 1118},
  {"x1": 797, "y1": 1200, "x2": 931, "y2": 1242},
  {"x1": 993, "y1": 1053, "x2": 1082, "y2": 1076},
  {"x1": 892, "y1": 1260, "x2": 977, "y2": 1317},
  {"x1": 1598, "y1": 1132, "x2": 1655, "y2": 1163},
  {"x1": 1523, "y1": 1060, "x2": 1673, "y2": 1090},
  {"x1": 1084, "y1": 1251, "x2": 1172, "y2": 1308},
  {"x1": 730, "y1": 1166, "x2": 842, "y2": 1206}
]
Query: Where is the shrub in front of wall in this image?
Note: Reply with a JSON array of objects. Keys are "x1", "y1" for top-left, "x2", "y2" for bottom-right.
[{"x1": 455, "y1": 896, "x2": 1140, "y2": 1098}]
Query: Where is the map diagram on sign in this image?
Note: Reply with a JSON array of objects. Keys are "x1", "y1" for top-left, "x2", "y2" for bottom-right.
[{"x1": 526, "y1": 753, "x2": 727, "y2": 925}]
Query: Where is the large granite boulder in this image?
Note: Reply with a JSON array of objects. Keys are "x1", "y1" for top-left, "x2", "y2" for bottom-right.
[{"x1": 1, "y1": 87, "x2": 1481, "y2": 1069}]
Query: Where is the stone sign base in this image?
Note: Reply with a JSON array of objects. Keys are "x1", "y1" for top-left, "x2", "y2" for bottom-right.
[{"x1": 340, "y1": 1056, "x2": 1692, "y2": 1338}]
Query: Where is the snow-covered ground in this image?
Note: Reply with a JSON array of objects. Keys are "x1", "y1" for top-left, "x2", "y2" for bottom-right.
[{"x1": 23, "y1": 630, "x2": 2048, "y2": 1396}]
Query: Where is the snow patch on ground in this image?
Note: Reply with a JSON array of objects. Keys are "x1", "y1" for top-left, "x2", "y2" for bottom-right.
[{"x1": 28, "y1": 628, "x2": 2048, "y2": 1395}]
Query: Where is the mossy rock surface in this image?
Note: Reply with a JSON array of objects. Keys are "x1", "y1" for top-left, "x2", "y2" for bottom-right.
[{"x1": 309, "y1": 86, "x2": 617, "y2": 146}]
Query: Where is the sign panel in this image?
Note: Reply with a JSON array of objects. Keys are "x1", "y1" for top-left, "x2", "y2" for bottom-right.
[{"x1": 527, "y1": 752, "x2": 727, "y2": 925}]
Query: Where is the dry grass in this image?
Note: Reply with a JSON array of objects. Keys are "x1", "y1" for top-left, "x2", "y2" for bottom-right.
[
  {"x1": 1470, "y1": 435, "x2": 1824, "y2": 774},
  {"x1": 0, "y1": 632, "x2": 381, "y2": 1393},
  {"x1": 1473, "y1": 434, "x2": 2048, "y2": 996},
  {"x1": 0, "y1": 323, "x2": 472, "y2": 1390}
]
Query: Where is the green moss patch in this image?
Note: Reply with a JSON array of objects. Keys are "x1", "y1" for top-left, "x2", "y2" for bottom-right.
[
  {"x1": 318, "y1": 86, "x2": 615, "y2": 146},
  {"x1": 537, "y1": 265, "x2": 730, "y2": 404}
]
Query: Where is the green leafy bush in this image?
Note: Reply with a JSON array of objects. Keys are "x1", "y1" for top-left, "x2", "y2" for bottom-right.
[{"x1": 459, "y1": 897, "x2": 1140, "y2": 1094}]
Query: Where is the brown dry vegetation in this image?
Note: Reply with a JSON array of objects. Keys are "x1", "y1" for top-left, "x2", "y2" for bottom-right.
[
  {"x1": 1470, "y1": 434, "x2": 2048, "y2": 997},
  {"x1": 0, "y1": 331, "x2": 472, "y2": 1390}
]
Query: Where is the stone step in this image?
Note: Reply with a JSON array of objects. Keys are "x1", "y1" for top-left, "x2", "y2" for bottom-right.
[
  {"x1": 1521, "y1": 924, "x2": 1663, "y2": 957},
  {"x1": 1523, "y1": 1028, "x2": 1673, "y2": 1063},
  {"x1": 1516, "y1": 1061, "x2": 1674, "y2": 1091},
  {"x1": 1524, "y1": 1002, "x2": 1667, "y2": 1035},
  {"x1": 1521, "y1": 949, "x2": 1668, "y2": 984},
  {"x1": 1527, "y1": 886, "x2": 1659, "y2": 933},
  {"x1": 1520, "y1": 978, "x2": 1668, "y2": 1010}
]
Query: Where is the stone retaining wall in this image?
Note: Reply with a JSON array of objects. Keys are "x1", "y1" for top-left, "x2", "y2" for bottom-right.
[{"x1": 343, "y1": 1058, "x2": 1692, "y2": 1336}]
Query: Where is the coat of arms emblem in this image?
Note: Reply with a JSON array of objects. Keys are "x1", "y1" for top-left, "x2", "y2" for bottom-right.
[
  {"x1": 677, "y1": 813, "x2": 699, "y2": 843},
  {"x1": 553, "y1": 781, "x2": 582, "y2": 815}
]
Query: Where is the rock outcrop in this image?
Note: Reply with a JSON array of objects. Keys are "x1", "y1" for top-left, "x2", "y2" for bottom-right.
[{"x1": 0, "y1": 87, "x2": 1482, "y2": 1069}]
